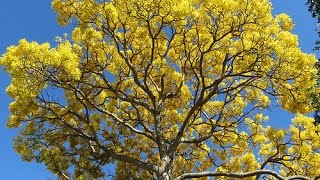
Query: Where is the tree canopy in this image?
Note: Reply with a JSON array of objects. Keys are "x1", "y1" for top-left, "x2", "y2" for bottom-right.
[{"x1": 1, "y1": 0, "x2": 320, "y2": 179}]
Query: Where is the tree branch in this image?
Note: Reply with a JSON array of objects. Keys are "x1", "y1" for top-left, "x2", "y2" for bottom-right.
[{"x1": 174, "y1": 170, "x2": 316, "y2": 180}]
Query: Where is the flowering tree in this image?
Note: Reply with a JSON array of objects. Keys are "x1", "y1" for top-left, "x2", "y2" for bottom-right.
[{"x1": 1, "y1": 0, "x2": 320, "y2": 179}]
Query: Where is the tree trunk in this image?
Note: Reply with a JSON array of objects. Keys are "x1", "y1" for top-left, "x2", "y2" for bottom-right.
[
  {"x1": 157, "y1": 155, "x2": 173, "y2": 180},
  {"x1": 158, "y1": 173, "x2": 171, "y2": 180}
]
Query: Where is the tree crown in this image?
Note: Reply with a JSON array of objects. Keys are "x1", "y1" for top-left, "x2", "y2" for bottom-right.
[{"x1": 1, "y1": 0, "x2": 320, "y2": 179}]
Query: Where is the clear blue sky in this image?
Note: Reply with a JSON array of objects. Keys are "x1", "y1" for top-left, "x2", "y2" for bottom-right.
[{"x1": 0, "y1": 1, "x2": 318, "y2": 179}]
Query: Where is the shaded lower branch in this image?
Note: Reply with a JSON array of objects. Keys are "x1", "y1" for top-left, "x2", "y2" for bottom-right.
[{"x1": 174, "y1": 170, "x2": 318, "y2": 180}]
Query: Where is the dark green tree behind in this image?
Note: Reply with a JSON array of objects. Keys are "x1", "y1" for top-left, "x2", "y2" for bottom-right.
[
  {"x1": 307, "y1": 0, "x2": 320, "y2": 19},
  {"x1": 307, "y1": 0, "x2": 320, "y2": 50},
  {"x1": 307, "y1": 0, "x2": 320, "y2": 124},
  {"x1": 312, "y1": 62, "x2": 320, "y2": 124}
]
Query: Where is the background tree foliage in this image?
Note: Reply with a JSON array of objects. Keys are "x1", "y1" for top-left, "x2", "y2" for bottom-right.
[
  {"x1": 306, "y1": 0, "x2": 320, "y2": 125},
  {"x1": 307, "y1": 0, "x2": 320, "y2": 20},
  {"x1": 1, "y1": 0, "x2": 320, "y2": 179}
]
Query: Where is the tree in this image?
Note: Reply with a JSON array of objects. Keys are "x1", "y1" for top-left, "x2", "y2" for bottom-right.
[
  {"x1": 306, "y1": 0, "x2": 320, "y2": 125},
  {"x1": 307, "y1": 0, "x2": 320, "y2": 19},
  {"x1": 1, "y1": 0, "x2": 320, "y2": 179},
  {"x1": 307, "y1": 0, "x2": 320, "y2": 51}
]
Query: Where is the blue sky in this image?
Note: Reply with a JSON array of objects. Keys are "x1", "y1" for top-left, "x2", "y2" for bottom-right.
[{"x1": 0, "y1": 1, "x2": 318, "y2": 179}]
